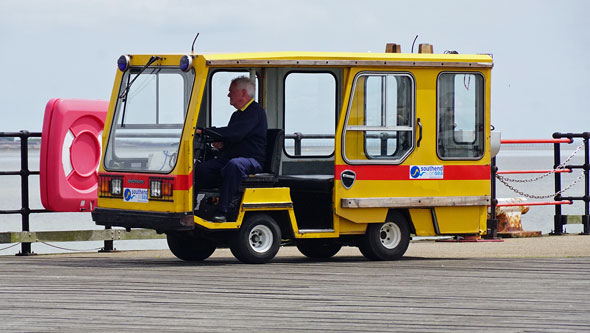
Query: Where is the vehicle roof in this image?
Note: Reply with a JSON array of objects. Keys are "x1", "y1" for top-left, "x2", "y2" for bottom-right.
[
  {"x1": 200, "y1": 51, "x2": 492, "y2": 63},
  {"x1": 198, "y1": 51, "x2": 493, "y2": 69}
]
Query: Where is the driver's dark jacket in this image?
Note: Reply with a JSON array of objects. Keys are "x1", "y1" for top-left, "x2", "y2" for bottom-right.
[{"x1": 212, "y1": 101, "x2": 267, "y2": 166}]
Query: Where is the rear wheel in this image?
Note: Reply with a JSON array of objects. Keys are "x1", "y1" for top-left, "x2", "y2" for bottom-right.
[
  {"x1": 296, "y1": 239, "x2": 342, "y2": 259},
  {"x1": 166, "y1": 231, "x2": 216, "y2": 261},
  {"x1": 358, "y1": 212, "x2": 410, "y2": 261},
  {"x1": 230, "y1": 214, "x2": 281, "y2": 264}
]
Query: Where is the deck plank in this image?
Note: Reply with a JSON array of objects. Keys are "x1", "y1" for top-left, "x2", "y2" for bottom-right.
[{"x1": 0, "y1": 251, "x2": 589, "y2": 331}]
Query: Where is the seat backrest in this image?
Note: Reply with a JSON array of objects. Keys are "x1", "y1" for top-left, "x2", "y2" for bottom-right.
[{"x1": 263, "y1": 129, "x2": 284, "y2": 175}]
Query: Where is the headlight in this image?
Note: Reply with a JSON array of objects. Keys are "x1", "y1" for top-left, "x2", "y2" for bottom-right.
[
  {"x1": 150, "y1": 178, "x2": 173, "y2": 201},
  {"x1": 150, "y1": 180, "x2": 162, "y2": 198},
  {"x1": 110, "y1": 178, "x2": 122, "y2": 195}
]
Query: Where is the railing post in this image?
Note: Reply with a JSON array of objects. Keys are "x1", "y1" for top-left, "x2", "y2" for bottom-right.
[
  {"x1": 582, "y1": 133, "x2": 590, "y2": 235},
  {"x1": 294, "y1": 132, "x2": 302, "y2": 156},
  {"x1": 552, "y1": 133, "x2": 564, "y2": 235},
  {"x1": 100, "y1": 226, "x2": 115, "y2": 252},
  {"x1": 485, "y1": 157, "x2": 498, "y2": 239},
  {"x1": 16, "y1": 131, "x2": 33, "y2": 255}
]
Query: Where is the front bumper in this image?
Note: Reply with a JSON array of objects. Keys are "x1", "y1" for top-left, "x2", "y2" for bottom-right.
[{"x1": 92, "y1": 208, "x2": 194, "y2": 232}]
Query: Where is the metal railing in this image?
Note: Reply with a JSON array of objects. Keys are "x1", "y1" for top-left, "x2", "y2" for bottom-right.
[
  {"x1": 4, "y1": 129, "x2": 587, "y2": 255},
  {"x1": 552, "y1": 132, "x2": 589, "y2": 234},
  {"x1": 490, "y1": 133, "x2": 590, "y2": 236},
  {"x1": 0, "y1": 131, "x2": 43, "y2": 255},
  {"x1": 0, "y1": 130, "x2": 164, "y2": 256},
  {"x1": 285, "y1": 133, "x2": 334, "y2": 156}
]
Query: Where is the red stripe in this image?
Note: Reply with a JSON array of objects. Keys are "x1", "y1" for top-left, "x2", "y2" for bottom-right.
[
  {"x1": 175, "y1": 172, "x2": 192, "y2": 191},
  {"x1": 98, "y1": 171, "x2": 193, "y2": 190},
  {"x1": 334, "y1": 165, "x2": 489, "y2": 180}
]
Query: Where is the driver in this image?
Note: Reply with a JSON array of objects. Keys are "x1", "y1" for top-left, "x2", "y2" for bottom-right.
[{"x1": 196, "y1": 76, "x2": 267, "y2": 222}]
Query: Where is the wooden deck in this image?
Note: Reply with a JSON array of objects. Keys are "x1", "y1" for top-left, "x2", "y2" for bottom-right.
[{"x1": 1, "y1": 249, "x2": 590, "y2": 331}]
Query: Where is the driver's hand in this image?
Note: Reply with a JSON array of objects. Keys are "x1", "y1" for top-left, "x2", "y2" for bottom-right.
[
  {"x1": 212, "y1": 141, "x2": 224, "y2": 150},
  {"x1": 196, "y1": 129, "x2": 202, "y2": 134}
]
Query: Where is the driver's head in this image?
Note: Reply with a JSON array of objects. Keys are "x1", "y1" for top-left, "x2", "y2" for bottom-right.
[{"x1": 228, "y1": 76, "x2": 255, "y2": 109}]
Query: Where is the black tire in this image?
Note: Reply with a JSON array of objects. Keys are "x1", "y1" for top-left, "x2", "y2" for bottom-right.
[
  {"x1": 230, "y1": 214, "x2": 281, "y2": 264},
  {"x1": 166, "y1": 231, "x2": 216, "y2": 261},
  {"x1": 358, "y1": 212, "x2": 410, "y2": 261},
  {"x1": 296, "y1": 239, "x2": 342, "y2": 259}
]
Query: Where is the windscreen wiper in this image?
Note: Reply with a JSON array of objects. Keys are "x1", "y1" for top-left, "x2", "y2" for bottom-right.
[
  {"x1": 119, "y1": 55, "x2": 161, "y2": 127},
  {"x1": 118, "y1": 55, "x2": 162, "y2": 101}
]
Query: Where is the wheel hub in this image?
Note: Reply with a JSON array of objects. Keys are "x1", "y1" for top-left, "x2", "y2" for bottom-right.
[
  {"x1": 249, "y1": 225, "x2": 273, "y2": 253},
  {"x1": 380, "y1": 222, "x2": 401, "y2": 249}
]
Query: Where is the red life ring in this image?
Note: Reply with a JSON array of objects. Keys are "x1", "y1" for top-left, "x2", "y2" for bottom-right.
[{"x1": 40, "y1": 98, "x2": 108, "y2": 212}]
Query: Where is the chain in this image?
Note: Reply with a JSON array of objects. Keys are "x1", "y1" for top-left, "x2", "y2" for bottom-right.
[
  {"x1": 497, "y1": 143, "x2": 584, "y2": 183},
  {"x1": 40, "y1": 242, "x2": 104, "y2": 252},
  {"x1": 0, "y1": 243, "x2": 20, "y2": 252},
  {"x1": 496, "y1": 171, "x2": 585, "y2": 199}
]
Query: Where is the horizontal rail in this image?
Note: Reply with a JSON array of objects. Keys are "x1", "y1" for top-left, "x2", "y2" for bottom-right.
[
  {"x1": 501, "y1": 139, "x2": 573, "y2": 144},
  {"x1": 284, "y1": 133, "x2": 334, "y2": 139},
  {"x1": 553, "y1": 132, "x2": 590, "y2": 139},
  {"x1": 0, "y1": 229, "x2": 165, "y2": 244},
  {"x1": 0, "y1": 171, "x2": 40, "y2": 176},
  {"x1": 0, "y1": 131, "x2": 42, "y2": 138},
  {"x1": 0, "y1": 208, "x2": 51, "y2": 215},
  {"x1": 560, "y1": 196, "x2": 588, "y2": 201},
  {"x1": 495, "y1": 200, "x2": 572, "y2": 207},
  {"x1": 497, "y1": 169, "x2": 571, "y2": 175}
]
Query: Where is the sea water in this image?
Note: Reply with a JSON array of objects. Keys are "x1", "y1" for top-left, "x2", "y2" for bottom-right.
[{"x1": 0, "y1": 145, "x2": 587, "y2": 255}]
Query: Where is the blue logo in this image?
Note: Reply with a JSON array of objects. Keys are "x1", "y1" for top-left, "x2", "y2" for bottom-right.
[
  {"x1": 410, "y1": 166, "x2": 422, "y2": 178},
  {"x1": 124, "y1": 188, "x2": 134, "y2": 201},
  {"x1": 409, "y1": 165, "x2": 444, "y2": 179}
]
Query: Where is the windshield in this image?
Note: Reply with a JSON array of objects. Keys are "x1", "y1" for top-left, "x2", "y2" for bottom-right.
[{"x1": 104, "y1": 66, "x2": 195, "y2": 173}]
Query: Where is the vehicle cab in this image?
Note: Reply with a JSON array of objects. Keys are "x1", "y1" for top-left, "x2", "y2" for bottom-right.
[{"x1": 92, "y1": 44, "x2": 495, "y2": 263}]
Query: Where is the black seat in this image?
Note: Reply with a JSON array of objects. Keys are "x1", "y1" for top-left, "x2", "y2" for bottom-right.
[{"x1": 242, "y1": 129, "x2": 284, "y2": 184}]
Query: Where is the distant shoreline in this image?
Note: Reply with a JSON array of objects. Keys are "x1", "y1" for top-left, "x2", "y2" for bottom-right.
[
  {"x1": 0, "y1": 143, "x2": 40, "y2": 150},
  {"x1": 0, "y1": 143, "x2": 576, "y2": 152}
]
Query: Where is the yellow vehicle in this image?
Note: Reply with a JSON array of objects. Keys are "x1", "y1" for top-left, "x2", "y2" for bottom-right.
[{"x1": 92, "y1": 43, "x2": 496, "y2": 263}]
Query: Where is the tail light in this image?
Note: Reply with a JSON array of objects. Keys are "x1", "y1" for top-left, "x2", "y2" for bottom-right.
[{"x1": 149, "y1": 177, "x2": 174, "y2": 201}]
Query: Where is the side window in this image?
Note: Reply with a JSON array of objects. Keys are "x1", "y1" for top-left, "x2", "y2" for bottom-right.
[
  {"x1": 284, "y1": 72, "x2": 336, "y2": 157},
  {"x1": 344, "y1": 73, "x2": 414, "y2": 163},
  {"x1": 211, "y1": 71, "x2": 258, "y2": 127},
  {"x1": 437, "y1": 72, "x2": 484, "y2": 159}
]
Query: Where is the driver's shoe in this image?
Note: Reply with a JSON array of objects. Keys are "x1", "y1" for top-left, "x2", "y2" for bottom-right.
[{"x1": 212, "y1": 214, "x2": 227, "y2": 222}]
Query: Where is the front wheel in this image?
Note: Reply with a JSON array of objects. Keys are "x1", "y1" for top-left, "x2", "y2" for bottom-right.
[
  {"x1": 230, "y1": 214, "x2": 281, "y2": 264},
  {"x1": 358, "y1": 212, "x2": 410, "y2": 261},
  {"x1": 166, "y1": 231, "x2": 216, "y2": 261}
]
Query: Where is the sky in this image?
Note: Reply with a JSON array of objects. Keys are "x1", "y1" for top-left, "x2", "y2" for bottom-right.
[{"x1": 0, "y1": 0, "x2": 588, "y2": 139}]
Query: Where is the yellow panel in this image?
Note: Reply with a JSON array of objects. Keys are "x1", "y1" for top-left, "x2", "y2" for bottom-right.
[
  {"x1": 409, "y1": 209, "x2": 436, "y2": 236},
  {"x1": 434, "y1": 206, "x2": 483, "y2": 234},
  {"x1": 337, "y1": 179, "x2": 489, "y2": 198},
  {"x1": 337, "y1": 216, "x2": 368, "y2": 235},
  {"x1": 241, "y1": 187, "x2": 292, "y2": 204},
  {"x1": 336, "y1": 207, "x2": 388, "y2": 223}
]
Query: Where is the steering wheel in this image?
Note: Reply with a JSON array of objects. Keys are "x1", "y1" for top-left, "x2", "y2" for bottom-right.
[
  {"x1": 197, "y1": 127, "x2": 224, "y2": 143},
  {"x1": 194, "y1": 127, "x2": 224, "y2": 164}
]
